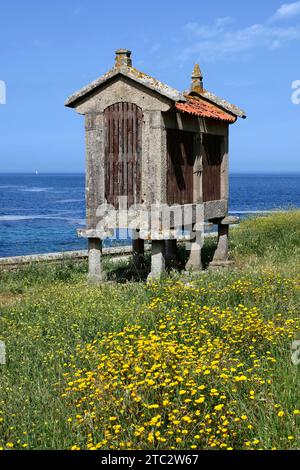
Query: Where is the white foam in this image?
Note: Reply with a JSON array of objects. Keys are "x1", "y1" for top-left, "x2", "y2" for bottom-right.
[
  {"x1": 21, "y1": 188, "x2": 52, "y2": 193},
  {"x1": 0, "y1": 215, "x2": 36, "y2": 221},
  {"x1": 0, "y1": 215, "x2": 86, "y2": 223},
  {"x1": 0, "y1": 185, "x2": 25, "y2": 189}
]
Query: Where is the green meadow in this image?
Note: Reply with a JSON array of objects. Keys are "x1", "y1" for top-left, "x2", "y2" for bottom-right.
[{"x1": 0, "y1": 211, "x2": 299, "y2": 450}]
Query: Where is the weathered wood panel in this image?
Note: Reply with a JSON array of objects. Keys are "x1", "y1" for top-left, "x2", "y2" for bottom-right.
[
  {"x1": 167, "y1": 129, "x2": 194, "y2": 205},
  {"x1": 104, "y1": 102, "x2": 142, "y2": 208},
  {"x1": 202, "y1": 134, "x2": 222, "y2": 202}
]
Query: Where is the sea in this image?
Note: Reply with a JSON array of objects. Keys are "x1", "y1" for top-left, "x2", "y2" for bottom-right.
[{"x1": 0, "y1": 173, "x2": 299, "y2": 258}]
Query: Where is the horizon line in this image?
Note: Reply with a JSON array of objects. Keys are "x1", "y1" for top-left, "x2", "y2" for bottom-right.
[{"x1": 0, "y1": 171, "x2": 300, "y2": 176}]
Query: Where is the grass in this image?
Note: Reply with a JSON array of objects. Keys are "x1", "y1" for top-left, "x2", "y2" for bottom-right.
[{"x1": 0, "y1": 210, "x2": 299, "y2": 450}]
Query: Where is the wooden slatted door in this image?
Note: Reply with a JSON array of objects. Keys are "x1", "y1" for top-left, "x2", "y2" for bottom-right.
[
  {"x1": 104, "y1": 102, "x2": 143, "y2": 208},
  {"x1": 167, "y1": 129, "x2": 194, "y2": 205},
  {"x1": 202, "y1": 134, "x2": 222, "y2": 202}
]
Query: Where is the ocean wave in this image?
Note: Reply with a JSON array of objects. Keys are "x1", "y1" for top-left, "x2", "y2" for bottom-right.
[
  {"x1": 21, "y1": 188, "x2": 53, "y2": 192},
  {"x1": 0, "y1": 215, "x2": 86, "y2": 223},
  {"x1": 0, "y1": 215, "x2": 38, "y2": 221},
  {"x1": 0, "y1": 185, "x2": 26, "y2": 189}
]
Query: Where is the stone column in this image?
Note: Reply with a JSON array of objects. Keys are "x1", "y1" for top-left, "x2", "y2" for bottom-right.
[
  {"x1": 186, "y1": 230, "x2": 203, "y2": 272},
  {"x1": 149, "y1": 111, "x2": 167, "y2": 204},
  {"x1": 193, "y1": 133, "x2": 203, "y2": 204},
  {"x1": 148, "y1": 240, "x2": 166, "y2": 281},
  {"x1": 88, "y1": 238, "x2": 103, "y2": 284},
  {"x1": 220, "y1": 130, "x2": 229, "y2": 204},
  {"x1": 132, "y1": 230, "x2": 145, "y2": 269},
  {"x1": 211, "y1": 224, "x2": 230, "y2": 266},
  {"x1": 186, "y1": 204, "x2": 204, "y2": 272},
  {"x1": 85, "y1": 113, "x2": 105, "y2": 229}
]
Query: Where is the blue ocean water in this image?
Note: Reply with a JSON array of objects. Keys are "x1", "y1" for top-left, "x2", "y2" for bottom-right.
[{"x1": 0, "y1": 173, "x2": 299, "y2": 258}]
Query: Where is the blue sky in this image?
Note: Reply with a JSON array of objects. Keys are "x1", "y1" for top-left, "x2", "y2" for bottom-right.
[{"x1": 0, "y1": 0, "x2": 300, "y2": 173}]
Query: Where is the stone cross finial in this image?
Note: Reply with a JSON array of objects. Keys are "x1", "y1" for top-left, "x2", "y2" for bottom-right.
[
  {"x1": 115, "y1": 49, "x2": 132, "y2": 68},
  {"x1": 191, "y1": 63, "x2": 203, "y2": 93}
]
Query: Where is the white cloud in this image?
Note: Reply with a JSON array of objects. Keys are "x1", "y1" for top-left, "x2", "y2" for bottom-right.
[
  {"x1": 271, "y1": 2, "x2": 300, "y2": 21},
  {"x1": 215, "y1": 17, "x2": 235, "y2": 28},
  {"x1": 180, "y1": 5, "x2": 300, "y2": 62},
  {"x1": 185, "y1": 17, "x2": 235, "y2": 39}
]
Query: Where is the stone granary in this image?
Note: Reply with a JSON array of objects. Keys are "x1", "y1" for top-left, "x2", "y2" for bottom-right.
[{"x1": 65, "y1": 49, "x2": 246, "y2": 282}]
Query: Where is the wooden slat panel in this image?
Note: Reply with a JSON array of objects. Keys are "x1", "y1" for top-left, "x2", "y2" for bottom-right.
[
  {"x1": 202, "y1": 134, "x2": 222, "y2": 202},
  {"x1": 167, "y1": 129, "x2": 194, "y2": 205},
  {"x1": 104, "y1": 102, "x2": 143, "y2": 209}
]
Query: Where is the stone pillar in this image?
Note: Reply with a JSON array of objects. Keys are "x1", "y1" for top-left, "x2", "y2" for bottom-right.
[
  {"x1": 88, "y1": 238, "x2": 103, "y2": 284},
  {"x1": 193, "y1": 133, "x2": 203, "y2": 204},
  {"x1": 148, "y1": 240, "x2": 166, "y2": 281},
  {"x1": 149, "y1": 111, "x2": 167, "y2": 205},
  {"x1": 209, "y1": 224, "x2": 233, "y2": 269},
  {"x1": 132, "y1": 231, "x2": 145, "y2": 269},
  {"x1": 213, "y1": 224, "x2": 229, "y2": 262},
  {"x1": 186, "y1": 230, "x2": 203, "y2": 272},
  {"x1": 220, "y1": 130, "x2": 229, "y2": 204},
  {"x1": 85, "y1": 113, "x2": 105, "y2": 229}
]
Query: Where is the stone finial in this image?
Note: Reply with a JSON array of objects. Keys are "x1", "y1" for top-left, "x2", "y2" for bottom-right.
[
  {"x1": 115, "y1": 49, "x2": 132, "y2": 68},
  {"x1": 191, "y1": 63, "x2": 203, "y2": 93}
]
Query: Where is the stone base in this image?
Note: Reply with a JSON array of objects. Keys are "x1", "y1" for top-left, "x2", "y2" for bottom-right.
[
  {"x1": 87, "y1": 273, "x2": 105, "y2": 284},
  {"x1": 88, "y1": 238, "x2": 103, "y2": 284},
  {"x1": 147, "y1": 240, "x2": 166, "y2": 281},
  {"x1": 185, "y1": 231, "x2": 204, "y2": 272},
  {"x1": 186, "y1": 254, "x2": 202, "y2": 272},
  {"x1": 209, "y1": 260, "x2": 235, "y2": 270}
]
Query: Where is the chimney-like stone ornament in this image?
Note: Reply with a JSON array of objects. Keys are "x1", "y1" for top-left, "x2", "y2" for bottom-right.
[
  {"x1": 115, "y1": 49, "x2": 132, "y2": 68},
  {"x1": 191, "y1": 63, "x2": 203, "y2": 93}
]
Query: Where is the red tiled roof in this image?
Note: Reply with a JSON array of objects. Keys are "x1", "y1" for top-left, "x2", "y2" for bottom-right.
[{"x1": 175, "y1": 96, "x2": 237, "y2": 123}]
